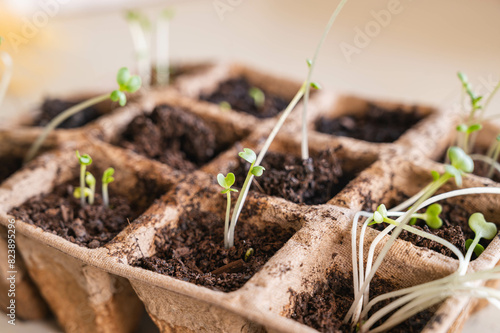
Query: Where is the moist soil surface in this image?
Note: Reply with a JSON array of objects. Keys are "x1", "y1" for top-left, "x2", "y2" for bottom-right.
[
  {"x1": 120, "y1": 104, "x2": 217, "y2": 171},
  {"x1": 34, "y1": 98, "x2": 102, "y2": 128},
  {"x1": 133, "y1": 209, "x2": 295, "y2": 292},
  {"x1": 200, "y1": 77, "x2": 290, "y2": 118},
  {"x1": 0, "y1": 156, "x2": 23, "y2": 184},
  {"x1": 234, "y1": 149, "x2": 353, "y2": 205},
  {"x1": 315, "y1": 104, "x2": 425, "y2": 143},
  {"x1": 289, "y1": 270, "x2": 435, "y2": 333},
  {"x1": 9, "y1": 179, "x2": 147, "y2": 248},
  {"x1": 373, "y1": 195, "x2": 491, "y2": 259}
]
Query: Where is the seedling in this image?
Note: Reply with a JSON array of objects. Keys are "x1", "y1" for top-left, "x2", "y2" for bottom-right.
[
  {"x1": 456, "y1": 123, "x2": 482, "y2": 154},
  {"x1": 464, "y1": 213, "x2": 497, "y2": 262},
  {"x1": 25, "y1": 67, "x2": 141, "y2": 163},
  {"x1": 156, "y1": 9, "x2": 175, "y2": 86},
  {"x1": 102, "y1": 167, "x2": 115, "y2": 208},
  {"x1": 248, "y1": 87, "x2": 265, "y2": 109},
  {"x1": 217, "y1": 172, "x2": 238, "y2": 248},
  {"x1": 75, "y1": 151, "x2": 92, "y2": 206},
  {"x1": 0, "y1": 36, "x2": 13, "y2": 109},
  {"x1": 225, "y1": 148, "x2": 265, "y2": 248},
  {"x1": 487, "y1": 134, "x2": 500, "y2": 178},
  {"x1": 408, "y1": 203, "x2": 443, "y2": 229},
  {"x1": 347, "y1": 146, "x2": 473, "y2": 325},
  {"x1": 85, "y1": 171, "x2": 96, "y2": 205},
  {"x1": 126, "y1": 11, "x2": 152, "y2": 87}
]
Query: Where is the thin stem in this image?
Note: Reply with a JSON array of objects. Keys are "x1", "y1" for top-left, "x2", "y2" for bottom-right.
[
  {"x1": 102, "y1": 184, "x2": 109, "y2": 208},
  {"x1": 345, "y1": 175, "x2": 450, "y2": 324},
  {"x1": 25, "y1": 94, "x2": 111, "y2": 163},
  {"x1": 88, "y1": 180, "x2": 95, "y2": 205},
  {"x1": 301, "y1": 0, "x2": 349, "y2": 160},
  {"x1": 482, "y1": 79, "x2": 500, "y2": 117},
  {"x1": 227, "y1": 162, "x2": 255, "y2": 248},
  {"x1": 463, "y1": 234, "x2": 480, "y2": 268},
  {"x1": 228, "y1": 84, "x2": 306, "y2": 242},
  {"x1": 128, "y1": 17, "x2": 151, "y2": 87},
  {"x1": 80, "y1": 165, "x2": 86, "y2": 207},
  {"x1": 156, "y1": 14, "x2": 170, "y2": 86},
  {"x1": 487, "y1": 143, "x2": 500, "y2": 178},
  {"x1": 0, "y1": 51, "x2": 13, "y2": 108},
  {"x1": 224, "y1": 192, "x2": 231, "y2": 248},
  {"x1": 470, "y1": 153, "x2": 500, "y2": 175}
]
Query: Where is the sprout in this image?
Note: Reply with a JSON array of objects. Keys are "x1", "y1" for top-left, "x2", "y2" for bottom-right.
[
  {"x1": 75, "y1": 151, "x2": 92, "y2": 206},
  {"x1": 409, "y1": 203, "x2": 443, "y2": 229},
  {"x1": 219, "y1": 101, "x2": 231, "y2": 111},
  {"x1": 25, "y1": 68, "x2": 142, "y2": 163},
  {"x1": 217, "y1": 172, "x2": 238, "y2": 248},
  {"x1": 126, "y1": 11, "x2": 152, "y2": 87},
  {"x1": 464, "y1": 213, "x2": 497, "y2": 263},
  {"x1": 85, "y1": 171, "x2": 96, "y2": 205},
  {"x1": 244, "y1": 248, "x2": 254, "y2": 262},
  {"x1": 102, "y1": 167, "x2": 115, "y2": 208},
  {"x1": 156, "y1": 8, "x2": 175, "y2": 86},
  {"x1": 0, "y1": 36, "x2": 13, "y2": 109},
  {"x1": 225, "y1": 148, "x2": 265, "y2": 248},
  {"x1": 248, "y1": 87, "x2": 265, "y2": 109},
  {"x1": 445, "y1": 146, "x2": 474, "y2": 187}
]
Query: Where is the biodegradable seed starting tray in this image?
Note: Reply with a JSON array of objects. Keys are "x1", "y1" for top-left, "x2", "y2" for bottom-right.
[{"x1": 1, "y1": 62, "x2": 500, "y2": 333}]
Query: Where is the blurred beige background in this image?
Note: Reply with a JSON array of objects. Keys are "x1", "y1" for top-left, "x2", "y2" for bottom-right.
[{"x1": 1, "y1": 0, "x2": 499, "y2": 331}]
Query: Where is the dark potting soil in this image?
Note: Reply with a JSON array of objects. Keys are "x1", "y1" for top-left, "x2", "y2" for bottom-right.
[
  {"x1": 133, "y1": 209, "x2": 295, "y2": 292},
  {"x1": 9, "y1": 180, "x2": 148, "y2": 248},
  {"x1": 200, "y1": 77, "x2": 290, "y2": 118},
  {"x1": 120, "y1": 104, "x2": 217, "y2": 171},
  {"x1": 0, "y1": 156, "x2": 23, "y2": 184},
  {"x1": 289, "y1": 271, "x2": 435, "y2": 333},
  {"x1": 373, "y1": 195, "x2": 491, "y2": 259},
  {"x1": 315, "y1": 104, "x2": 425, "y2": 143},
  {"x1": 34, "y1": 98, "x2": 102, "y2": 129},
  {"x1": 234, "y1": 149, "x2": 352, "y2": 205}
]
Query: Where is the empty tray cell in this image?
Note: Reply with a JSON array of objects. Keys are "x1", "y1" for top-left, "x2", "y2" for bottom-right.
[{"x1": 314, "y1": 95, "x2": 431, "y2": 143}]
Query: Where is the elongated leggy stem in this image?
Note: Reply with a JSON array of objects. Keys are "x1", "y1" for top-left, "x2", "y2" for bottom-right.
[
  {"x1": 487, "y1": 142, "x2": 500, "y2": 178},
  {"x1": 481, "y1": 79, "x2": 500, "y2": 118},
  {"x1": 25, "y1": 94, "x2": 110, "y2": 163},
  {"x1": 227, "y1": 84, "x2": 306, "y2": 245},
  {"x1": 227, "y1": 161, "x2": 255, "y2": 248},
  {"x1": 0, "y1": 51, "x2": 13, "y2": 108},
  {"x1": 224, "y1": 192, "x2": 231, "y2": 248},
  {"x1": 301, "y1": 0, "x2": 349, "y2": 160},
  {"x1": 156, "y1": 10, "x2": 173, "y2": 86},
  {"x1": 127, "y1": 13, "x2": 151, "y2": 87}
]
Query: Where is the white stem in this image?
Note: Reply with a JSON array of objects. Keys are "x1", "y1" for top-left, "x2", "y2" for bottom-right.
[
  {"x1": 102, "y1": 184, "x2": 109, "y2": 207},
  {"x1": 156, "y1": 15, "x2": 170, "y2": 86},
  {"x1": 0, "y1": 51, "x2": 13, "y2": 108},
  {"x1": 128, "y1": 20, "x2": 151, "y2": 87},
  {"x1": 25, "y1": 94, "x2": 111, "y2": 163},
  {"x1": 301, "y1": 0, "x2": 349, "y2": 160}
]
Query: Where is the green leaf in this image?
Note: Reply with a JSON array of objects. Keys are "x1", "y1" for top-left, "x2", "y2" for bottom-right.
[
  {"x1": 85, "y1": 171, "x2": 96, "y2": 187},
  {"x1": 239, "y1": 148, "x2": 257, "y2": 164},
  {"x1": 76, "y1": 151, "x2": 93, "y2": 166},
  {"x1": 496, "y1": 134, "x2": 500, "y2": 142},
  {"x1": 430, "y1": 170, "x2": 440, "y2": 181},
  {"x1": 73, "y1": 187, "x2": 91, "y2": 199},
  {"x1": 465, "y1": 239, "x2": 485, "y2": 257},
  {"x1": 445, "y1": 165, "x2": 462, "y2": 187},
  {"x1": 373, "y1": 211, "x2": 384, "y2": 224},
  {"x1": 457, "y1": 71, "x2": 468, "y2": 85},
  {"x1": 219, "y1": 101, "x2": 231, "y2": 110},
  {"x1": 425, "y1": 203, "x2": 443, "y2": 229},
  {"x1": 110, "y1": 90, "x2": 127, "y2": 106},
  {"x1": 124, "y1": 75, "x2": 142, "y2": 93},
  {"x1": 248, "y1": 87, "x2": 265, "y2": 109},
  {"x1": 116, "y1": 67, "x2": 131, "y2": 86},
  {"x1": 217, "y1": 173, "x2": 236, "y2": 189},
  {"x1": 310, "y1": 82, "x2": 322, "y2": 90},
  {"x1": 251, "y1": 165, "x2": 265, "y2": 177},
  {"x1": 306, "y1": 58, "x2": 312, "y2": 68},
  {"x1": 102, "y1": 167, "x2": 115, "y2": 184},
  {"x1": 409, "y1": 217, "x2": 417, "y2": 225},
  {"x1": 467, "y1": 123, "x2": 482, "y2": 134},
  {"x1": 456, "y1": 124, "x2": 468, "y2": 132},
  {"x1": 468, "y1": 213, "x2": 498, "y2": 240},
  {"x1": 376, "y1": 204, "x2": 388, "y2": 218},
  {"x1": 448, "y1": 146, "x2": 474, "y2": 173}
]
